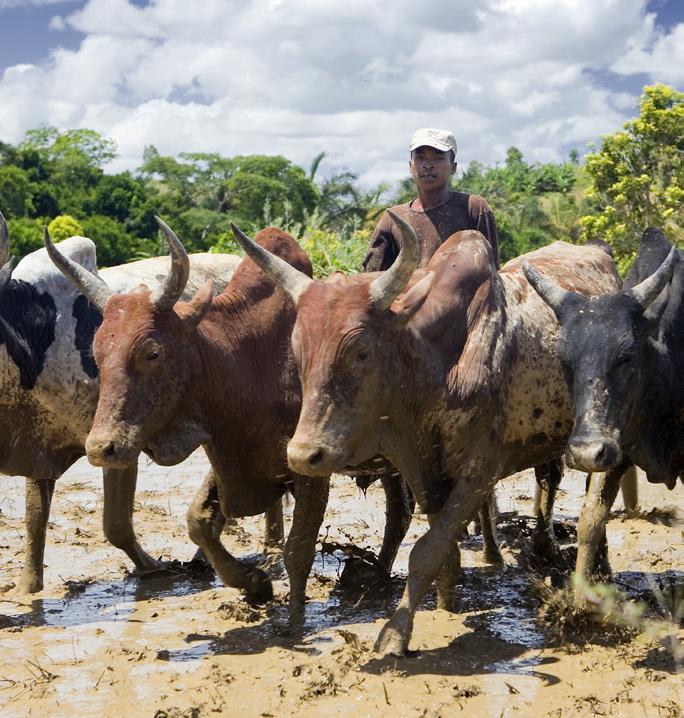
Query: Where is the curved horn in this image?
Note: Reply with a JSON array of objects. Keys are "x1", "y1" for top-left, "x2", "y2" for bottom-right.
[
  {"x1": 628, "y1": 245, "x2": 678, "y2": 309},
  {"x1": 0, "y1": 211, "x2": 9, "y2": 266},
  {"x1": 230, "y1": 222, "x2": 312, "y2": 304},
  {"x1": 0, "y1": 256, "x2": 17, "y2": 295},
  {"x1": 44, "y1": 228, "x2": 113, "y2": 313},
  {"x1": 369, "y1": 210, "x2": 420, "y2": 312},
  {"x1": 150, "y1": 216, "x2": 190, "y2": 311},
  {"x1": 522, "y1": 260, "x2": 572, "y2": 316}
]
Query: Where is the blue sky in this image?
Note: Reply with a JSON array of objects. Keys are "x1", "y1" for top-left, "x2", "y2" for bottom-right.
[{"x1": 0, "y1": 0, "x2": 682, "y2": 185}]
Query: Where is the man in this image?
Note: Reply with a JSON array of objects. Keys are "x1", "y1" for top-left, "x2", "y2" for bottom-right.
[
  {"x1": 357, "y1": 128, "x2": 503, "y2": 566},
  {"x1": 363, "y1": 127, "x2": 500, "y2": 271}
]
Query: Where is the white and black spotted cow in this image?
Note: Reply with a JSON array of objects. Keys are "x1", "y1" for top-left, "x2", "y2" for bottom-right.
[{"x1": 0, "y1": 212, "x2": 241, "y2": 592}]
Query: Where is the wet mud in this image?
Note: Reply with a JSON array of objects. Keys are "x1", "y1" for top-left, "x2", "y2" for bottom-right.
[{"x1": 0, "y1": 451, "x2": 681, "y2": 717}]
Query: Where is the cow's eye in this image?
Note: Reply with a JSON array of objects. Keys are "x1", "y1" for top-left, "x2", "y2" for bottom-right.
[
  {"x1": 357, "y1": 350, "x2": 369, "y2": 362},
  {"x1": 614, "y1": 353, "x2": 634, "y2": 369},
  {"x1": 146, "y1": 349, "x2": 159, "y2": 361}
]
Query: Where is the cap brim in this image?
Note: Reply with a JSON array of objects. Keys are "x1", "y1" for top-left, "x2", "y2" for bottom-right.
[{"x1": 410, "y1": 141, "x2": 453, "y2": 153}]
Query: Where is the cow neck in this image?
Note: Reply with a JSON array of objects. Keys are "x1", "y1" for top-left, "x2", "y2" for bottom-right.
[
  {"x1": 189, "y1": 282, "x2": 298, "y2": 437},
  {"x1": 625, "y1": 337, "x2": 682, "y2": 487},
  {"x1": 370, "y1": 261, "x2": 501, "y2": 508}
]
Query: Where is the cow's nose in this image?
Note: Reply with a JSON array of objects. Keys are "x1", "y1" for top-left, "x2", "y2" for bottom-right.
[
  {"x1": 287, "y1": 441, "x2": 328, "y2": 476},
  {"x1": 566, "y1": 439, "x2": 620, "y2": 472},
  {"x1": 86, "y1": 435, "x2": 119, "y2": 466}
]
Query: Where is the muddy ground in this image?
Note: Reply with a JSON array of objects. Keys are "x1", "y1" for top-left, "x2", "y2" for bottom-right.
[{"x1": 0, "y1": 451, "x2": 681, "y2": 717}]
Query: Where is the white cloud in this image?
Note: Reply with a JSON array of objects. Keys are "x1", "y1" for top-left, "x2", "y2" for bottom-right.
[
  {"x1": 612, "y1": 22, "x2": 684, "y2": 84},
  {"x1": 0, "y1": 0, "x2": 680, "y2": 187}
]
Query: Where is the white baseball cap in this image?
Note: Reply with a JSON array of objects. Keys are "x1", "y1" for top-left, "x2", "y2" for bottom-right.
[{"x1": 409, "y1": 128, "x2": 457, "y2": 156}]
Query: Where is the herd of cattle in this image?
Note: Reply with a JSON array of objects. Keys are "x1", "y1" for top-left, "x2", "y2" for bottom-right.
[{"x1": 0, "y1": 209, "x2": 680, "y2": 657}]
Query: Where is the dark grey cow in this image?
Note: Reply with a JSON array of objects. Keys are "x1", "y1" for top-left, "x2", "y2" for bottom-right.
[
  {"x1": 523, "y1": 227, "x2": 681, "y2": 578},
  {"x1": 0, "y1": 212, "x2": 240, "y2": 592}
]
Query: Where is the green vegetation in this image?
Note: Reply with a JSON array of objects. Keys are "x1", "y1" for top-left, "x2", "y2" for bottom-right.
[
  {"x1": 581, "y1": 84, "x2": 684, "y2": 267},
  {"x1": 0, "y1": 84, "x2": 681, "y2": 274}
]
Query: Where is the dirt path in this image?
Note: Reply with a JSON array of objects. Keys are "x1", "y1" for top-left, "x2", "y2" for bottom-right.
[{"x1": 0, "y1": 452, "x2": 681, "y2": 717}]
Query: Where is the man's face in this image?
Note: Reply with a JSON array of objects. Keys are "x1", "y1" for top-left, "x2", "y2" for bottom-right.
[{"x1": 409, "y1": 145, "x2": 456, "y2": 192}]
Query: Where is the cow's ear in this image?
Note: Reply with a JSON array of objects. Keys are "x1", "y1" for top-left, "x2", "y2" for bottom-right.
[
  {"x1": 389, "y1": 271, "x2": 435, "y2": 327},
  {"x1": 176, "y1": 280, "x2": 213, "y2": 331}
]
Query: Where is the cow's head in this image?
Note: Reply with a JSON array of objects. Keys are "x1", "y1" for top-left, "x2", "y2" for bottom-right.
[
  {"x1": 523, "y1": 246, "x2": 677, "y2": 472},
  {"x1": 46, "y1": 217, "x2": 213, "y2": 468},
  {"x1": 230, "y1": 212, "x2": 434, "y2": 476}
]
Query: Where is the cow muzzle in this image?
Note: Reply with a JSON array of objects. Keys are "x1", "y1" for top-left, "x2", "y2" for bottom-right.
[
  {"x1": 565, "y1": 437, "x2": 622, "y2": 473},
  {"x1": 86, "y1": 431, "x2": 140, "y2": 468},
  {"x1": 287, "y1": 438, "x2": 340, "y2": 477}
]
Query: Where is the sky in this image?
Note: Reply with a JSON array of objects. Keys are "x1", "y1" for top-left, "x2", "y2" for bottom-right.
[{"x1": 0, "y1": 0, "x2": 682, "y2": 187}]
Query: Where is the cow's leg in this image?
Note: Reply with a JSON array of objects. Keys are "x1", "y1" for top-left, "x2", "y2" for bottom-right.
[
  {"x1": 263, "y1": 498, "x2": 284, "y2": 551},
  {"x1": 575, "y1": 464, "x2": 626, "y2": 580},
  {"x1": 284, "y1": 476, "x2": 329, "y2": 630},
  {"x1": 188, "y1": 469, "x2": 224, "y2": 569},
  {"x1": 428, "y1": 511, "x2": 461, "y2": 611},
  {"x1": 375, "y1": 476, "x2": 492, "y2": 657},
  {"x1": 186, "y1": 472, "x2": 272, "y2": 603},
  {"x1": 531, "y1": 460, "x2": 563, "y2": 561},
  {"x1": 378, "y1": 474, "x2": 415, "y2": 572},
  {"x1": 479, "y1": 490, "x2": 503, "y2": 565},
  {"x1": 102, "y1": 466, "x2": 160, "y2": 572},
  {"x1": 19, "y1": 478, "x2": 55, "y2": 593},
  {"x1": 620, "y1": 465, "x2": 638, "y2": 513},
  {"x1": 341, "y1": 472, "x2": 414, "y2": 587}
]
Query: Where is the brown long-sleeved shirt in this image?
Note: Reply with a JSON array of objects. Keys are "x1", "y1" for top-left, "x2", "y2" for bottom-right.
[{"x1": 362, "y1": 191, "x2": 499, "y2": 272}]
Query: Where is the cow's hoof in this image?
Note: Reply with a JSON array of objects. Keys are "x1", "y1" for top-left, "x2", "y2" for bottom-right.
[
  {"x1": 243, "y1": 568, "x2": 273, "y2": 605},
  {"x1": 531, "y1": 531, "x2": 562, "y2": 564},
  {"x1": 374, "y1": 624, "x2": 408, "y2": 657},
  {"x1": 436, "y1": 593, "x2": 458, "y2": 612},
  {"x1": 184, "y1": 551, "x2": 216, "y2": 578},
  {"x1": 483, "y1": 547, "x2": 505, "y2": 567},
  {"x1": 340, "y1": 557, "x2": 390, "y2": 591},
  {"x1": 17, "y1": 573, "x2": 43, "y2": 594}
]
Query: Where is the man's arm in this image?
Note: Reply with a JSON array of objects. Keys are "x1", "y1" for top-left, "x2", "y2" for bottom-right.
[
  {"x1": 362, "y1": 211, "x2": 399, "y2": 272},
  {"x1": 476, "y1": 202, "x2": 500, "y2": 270}
]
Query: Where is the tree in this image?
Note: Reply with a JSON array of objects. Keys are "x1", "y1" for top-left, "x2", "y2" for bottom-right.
[
  {"x1": 82, "y1": 214, "x2": 150, "y2": 266},
  {"x1": 223, "y1": 155, "x2": 318, "y2": 229},
  {"x1": 580, "y1": 84, "x2": 684, "y2": 260},
  {"x1": 6, "y1": 217, "x2": 47, "y2": 258},
  {"x1": 48, "y1": 215, "x2": 85, "y2": 241},
  {"x1": 19, "y1": 127, "x2": 118, "y2": 216},
  {"x1": 0, "y1": 165, "x2": 34, "y2": 217}
]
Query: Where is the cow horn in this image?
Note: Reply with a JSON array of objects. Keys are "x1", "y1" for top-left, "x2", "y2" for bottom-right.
[
  {"x1": 230, "y1": 222, "x2": 313, "y2": 304},
  {"x1": 44, "y1": 228, "x2": 113, "y2": 313},
  {"x1": 522, "y1": 260, "x2": 572, "y2": 315},
  {"x1": 0, "y1": 256, "x2": 17, "y2": 295},
  {"x1": 369, "y1": 210, "x2": 420, "y2": 312},
  {"x1": 628, "y1": 245, "x2": 678, "y2": 309},
  {"x1": 150, "y1": 216, "x2": 190, "y2": 312},
  {"x1": 0, "y1": 211, "x2": 9, "y2": 266}
]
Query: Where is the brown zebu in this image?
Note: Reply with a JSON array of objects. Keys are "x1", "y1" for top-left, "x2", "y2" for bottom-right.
[
  {"x1": 0, "y1": 212, "x2": 241, "y2": 593},
  {"x1": 45, "y1": 219, "x2": 329, "y2": 621},
  {"x1": 230, "y1": 212, "x2": 621, "y2": 655}
]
